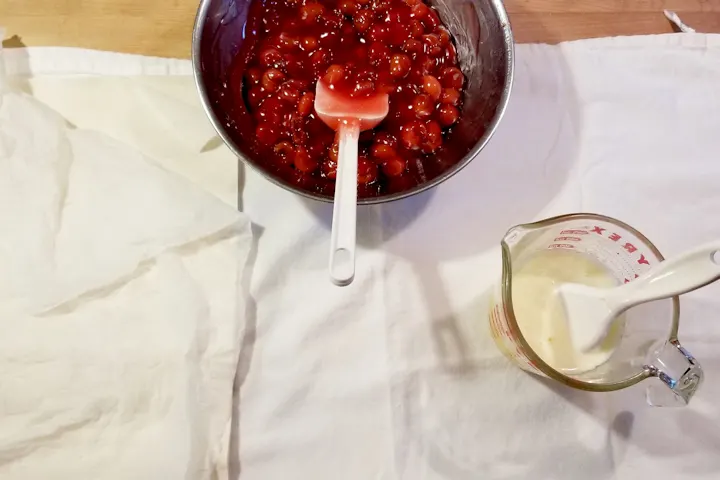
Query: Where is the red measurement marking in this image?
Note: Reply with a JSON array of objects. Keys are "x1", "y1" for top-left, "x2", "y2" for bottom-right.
[
  {"x1": 505, "y1": 324, "x2": 515, "y2": 341},
  {"x1": 548, "y1": 244, "x2": 575, "y2": 249},
  {"x1": 624, "y1": 274, "x2": 640, "y2": 283},
  {"x1": 591, "y1": 225, "x2": 653, "y2": 266},
  {"x1": 554, "y1": 236, "x2": 582, "y2": 242},
  {"x1": 623, "y1": 242, "x2": 637, "y2": 253},
  {"x1": 560, "y1": 229, "x2": 588, "y2": 235}
]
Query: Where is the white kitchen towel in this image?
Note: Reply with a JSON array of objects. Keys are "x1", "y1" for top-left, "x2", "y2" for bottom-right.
[
  {"x1": 4, "y1": 33, "x2": 720, "y2": 480},
  {"x1": 0, "y1": 46, "x2": 253, "y2": 479},
  {"x1": 235, "y1": 33, "x2": 720, "y2": 480}
]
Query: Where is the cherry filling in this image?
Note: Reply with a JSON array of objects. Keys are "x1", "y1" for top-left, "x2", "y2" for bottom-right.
[{"x1": 238, "y1": 0, "x2": 465, "y2": 198}]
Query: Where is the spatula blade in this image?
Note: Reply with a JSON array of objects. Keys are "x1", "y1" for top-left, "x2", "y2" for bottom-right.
[{"x1": 556, "y1": 282, "x2": 617, "y2": 353}]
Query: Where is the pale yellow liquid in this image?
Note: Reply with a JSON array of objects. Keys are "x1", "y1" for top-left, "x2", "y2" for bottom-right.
[{"x1": 512, "y1": 250, "x2": 623, "y2": 374}]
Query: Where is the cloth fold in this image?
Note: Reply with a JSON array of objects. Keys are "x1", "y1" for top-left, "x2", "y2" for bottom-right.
[{"x1": 0, "y1": 45, "x2": 252, "y2": 480}]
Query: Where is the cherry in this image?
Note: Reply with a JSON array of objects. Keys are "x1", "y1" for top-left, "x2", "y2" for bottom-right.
[
  {"x1": 294, "y1": 146, "x2": 319, "y2": 172},
  {"x1": 371, "y1": 0, "x2": 392, "y2": 13},
  {"x1": 341, "y1": 23, "x2": 357, "y2": 39},
  {"x1": 389, "y1": 25, "x2": 413, "y2": 48},
  {"x1": 358, "y1": 158, "x2": 379, "y2": 184},
  {"x1": 290, "y1": 120, "x2": 309, "y2": 146},
  {"x1": 353, "y1": 10, "x2": 374, "y2": 33},
  {"x1": 437, "y1": 28, "x2": 451, "y2": 46},
  {"x1": 256, "y1": 96, "x2": 285, "y2": 125},
  {"x1": 387, "y1": 4, "x2": 412, "y2": 24},
  {"x1": 307, "y1": 132, "x2": 330, "y2": 157},
  {"x1": 261, "y1": 68, "x2": 286, "y2": 92},
  {"x1": 284, "y1": 54, "x2": 305, "y2": 77},
  {"x1": 374, "y1": 131, "x2": 398, "y2": 147},
  {"x1": 356, "y1": 67, "x2": 378, "y2": 83},
  {"x1": 437, "y1": 104, "x2": 459, "y2": 127},
  {"x1": 301, "y1": 36, "x2": 319, "y2": 51},
  {"x1": 320, "y1": 10, "x2": 344, "y2": 29},
  {"x1": 412, "y1": 94, "x2": 434, "y2": 119},
  {"x1": 346, "y1": 67, "x2": 377, "y2": 97},
  {"x1": 368, "y1": 42, "x2": 391, "y2": 67},
  {"x1": 382, "y1": 156, "x2": 406, "y2": 177},
  {"x1": 422, "y1": 34, "x2": 443, "y2": 57},
  {"x1": 256, "y1": 123, "x2": 281, "y2": 146},
  {"x1": 274, "y1": 141, "x2": 295, "y2": 162},
  {"x1": 389, "y1": 53, "x2": 412, "y2": 78},
  {"x1": 338, "y1": 0, "x2": 358, "y2": 15},
  {"x1": 402, "y1": 39, "x2": 423, "y2": 56},
  {"x1": 297, "y1": 92, "x2": 315, "y2": 116},
  {"x1": 439, "y1": 88, "x2": 461, "y2": 106},
  {"x1": 277, "y1": 81, "x2": 301, "y2": 103},
  {"x1": 421, "y1": 120, "x2": 442, "y2": 152},
  {"x1": 411, "y1": 2, "x2": 429, "y2": 18},
  {"x1": 300, "y1": 3, "x2": 325, "y2": 23},
  {"x1": 440, "y1": 66, "x2": 464, "y2": 89},
  {"x1": 310, "y1": 50, "x2": 330, "y2": 72},
  {"x1": 422, "y1": 8, "x2": 440, "y2": 29},
  {"x1": 259, "y1": 48, "x2": 284, "y2": 68},
  {"x1": 377, "y1": 81, "x2": 397, "y2": 95},
  {"x1": 277, "y1": 32, "x2": 300, "y2": 52},
  {"x1": 371, "y1": 142, "x2": 397, "y2": 160},
  {"x1": 367, "y1": 24, "x2": 390, "y2": 43},
  {"x1": 318, "y1": 30, "x2": 341, "y2": 49},
  {"x1": 328, "y1": 138, "x2": 339, "y2": 162},
  {"x1": 324, "y1": 64, "x2": 346, "y2": 86},
  {"x1": 416, "y1": 55, "x2": 435, "y2": 75},
  {"x1": 421, "y1": 75, "x2": 442, "y2": 100},
  {"x1": 246, "y1": 87, "x2": 266, "y2": 109},
  {"x1": 352, "y1": 80, "x2": 376, "y2": 97},
  {"x1": 401, "y1": 120, "x2": 425, "y2": 150},
  {"x1": 410, "y1": 19, "x2": 424, "y2": 38}
]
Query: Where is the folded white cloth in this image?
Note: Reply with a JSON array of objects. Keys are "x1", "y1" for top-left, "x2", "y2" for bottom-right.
[
  {"x1": 0, "y1": 47, "x2": 252, "y2": 479},
  {"x1": 3, "y1": 33, "x2": 720, "y2": 480}
]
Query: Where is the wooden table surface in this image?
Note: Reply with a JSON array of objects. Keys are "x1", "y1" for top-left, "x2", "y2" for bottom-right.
[{"x1": 1, "y1": 0, "x2": 720, "y2": 59}]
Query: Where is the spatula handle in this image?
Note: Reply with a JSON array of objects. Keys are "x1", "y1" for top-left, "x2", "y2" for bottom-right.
[
  {"x1": 329, "y1": 121, "x2": 360, "y2": 286},
  {"x1": 614, "y1": 242, "x2": 720, "y2": 309}
]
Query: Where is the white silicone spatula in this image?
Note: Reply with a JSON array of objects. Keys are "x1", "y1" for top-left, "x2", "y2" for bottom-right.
[
  {"x1": 314, "y1": 81, "x2": 388, "y2": 286},
  {"x1": 558, "y1": 242, "x2": 720, "y2": 352}
]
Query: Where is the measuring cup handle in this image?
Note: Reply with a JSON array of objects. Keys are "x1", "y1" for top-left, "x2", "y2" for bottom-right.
[{"x1": 645, "y1": 339, "x2": 703, "y2": 407}]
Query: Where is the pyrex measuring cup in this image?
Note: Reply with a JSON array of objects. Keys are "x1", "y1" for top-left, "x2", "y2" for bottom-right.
[{"x1": 489, "y1": 213, "x2": 703, "y2": 406}]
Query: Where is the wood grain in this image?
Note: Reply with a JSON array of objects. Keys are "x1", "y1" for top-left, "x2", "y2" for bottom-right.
[{"x1": 1, "y1": 0, "x2": 720, "y2": 58}]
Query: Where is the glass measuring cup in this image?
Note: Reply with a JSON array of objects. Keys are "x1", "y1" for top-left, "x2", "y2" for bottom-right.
[{"x1": 489, "y1": 213, "x2": 703, "y2": 406}]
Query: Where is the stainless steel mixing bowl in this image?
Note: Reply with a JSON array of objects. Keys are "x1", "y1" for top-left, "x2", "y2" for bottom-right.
[{"x1": 192, "y1": 0, "x2": 514, "y2": 204}]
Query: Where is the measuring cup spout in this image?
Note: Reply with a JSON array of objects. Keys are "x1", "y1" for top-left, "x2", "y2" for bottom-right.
[{"x1": 645, "y1": 339, "x2": 703, "y2": 407}]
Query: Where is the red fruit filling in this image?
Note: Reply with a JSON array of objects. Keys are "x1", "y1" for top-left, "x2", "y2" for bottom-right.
[{"x1": 237, "y1": 0, "x2": 466, "y2": 198}]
